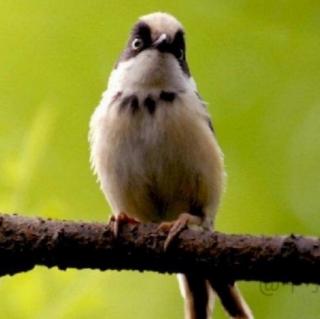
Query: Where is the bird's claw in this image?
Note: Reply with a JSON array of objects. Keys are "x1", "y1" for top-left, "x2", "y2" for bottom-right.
[
  {"x1": 107, "y1": 212, "x2": 140, "y2": 238},
  {"x1": 158, "y1": 212, "x2": 203, "y2": 251}
]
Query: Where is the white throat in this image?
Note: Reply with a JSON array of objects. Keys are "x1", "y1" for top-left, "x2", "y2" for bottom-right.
[{"x1": 107, "y1": 50, "x2": 195, "y2": 94}]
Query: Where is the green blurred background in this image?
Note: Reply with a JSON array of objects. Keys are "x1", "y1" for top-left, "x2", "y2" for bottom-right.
[{"x1": 1, "y1": 1, "x2": 320, "y2": 318}]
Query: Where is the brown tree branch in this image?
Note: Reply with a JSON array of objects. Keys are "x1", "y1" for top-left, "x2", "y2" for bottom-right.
[{"x1": 0, "y1": 213, "x2": 319, "y2": 285}]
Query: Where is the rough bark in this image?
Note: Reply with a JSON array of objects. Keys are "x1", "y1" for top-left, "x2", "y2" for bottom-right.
[{"x1": 0, "y1": 213, "x2": 319, "y2": 285}]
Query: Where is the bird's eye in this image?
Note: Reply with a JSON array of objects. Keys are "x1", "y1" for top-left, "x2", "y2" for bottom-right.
[{"x1": 132, "y1": 38, "x2": 144, "y2": 51}]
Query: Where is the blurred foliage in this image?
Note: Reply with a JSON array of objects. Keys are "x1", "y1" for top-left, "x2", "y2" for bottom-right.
[{"x1": 1, "y1": 1, "x2": 320, "y2": 318}]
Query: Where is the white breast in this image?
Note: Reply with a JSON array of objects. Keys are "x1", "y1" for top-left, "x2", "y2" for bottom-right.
[{"x1": 89, "y1": 86, "x2": 225, "y2": 225}]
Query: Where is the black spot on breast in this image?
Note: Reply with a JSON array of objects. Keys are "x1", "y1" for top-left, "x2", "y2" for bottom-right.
[
  {"x1": 144, "y1": 96, "x2": 156, "y2": 114},
  {"x1": 131, "y1": 95, "x2": 139, "y2": 114},
  {"x1": 160, "y1": 91, "x2": 176, "y2": 102},
  {"x1": 119, "y1": 96, "x2": 131, "y2": 111},
  {"x1": 119, "y1": 95, "x2": 139, "y2": 114}
]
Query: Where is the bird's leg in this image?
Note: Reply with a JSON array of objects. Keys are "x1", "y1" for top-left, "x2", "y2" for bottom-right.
[
  {"x1": 107, "y1": 212, "x2": 140, "y2": 238},
  {"x1": 158, "y1": 212, "x2": 203, "y2": 250}
]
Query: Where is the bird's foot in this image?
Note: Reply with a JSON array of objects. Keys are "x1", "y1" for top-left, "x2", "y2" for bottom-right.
[
  {"x1": 158, "y1": 212, "x2": 203, "y2": 251},
  {"x1": 107, "y1": 212, "x2": 140, "y2": 238}
]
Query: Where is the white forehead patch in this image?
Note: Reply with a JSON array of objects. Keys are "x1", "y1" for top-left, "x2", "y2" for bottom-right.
[{"x1": 139, "y1": 12, "x2": 184, "y2": 39}]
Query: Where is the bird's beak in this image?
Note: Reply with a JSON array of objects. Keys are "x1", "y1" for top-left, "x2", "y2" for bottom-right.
[{"x1": 153, "y1": 33, "x2": 170, "y2": 52}]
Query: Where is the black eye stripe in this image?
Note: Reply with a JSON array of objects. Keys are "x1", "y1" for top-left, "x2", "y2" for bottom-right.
[
  {"x1": 171, "y1": 30, "x2": 190, "y2": 76},
  {"x1": 116, "y1": 22, "x2": 152, "y2": 63},
  {"x1": 171, "y1": 30, "x2": 186, "y2": 58},
  {"x1": 116, "y1": 24, "x2": 190, "y2": 76},
  {"x1": 131, "y1": 22, "x2": 152, "y2": 48}
]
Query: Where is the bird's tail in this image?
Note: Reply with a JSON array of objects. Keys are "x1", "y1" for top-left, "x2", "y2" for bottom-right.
[
  {"x1": 178, "y1": 274, "x2": 214, "y2": 319},
  {"x1": 178, "y1": 274, "x2": 253, "y2": 319},
  {"x1": 210, "y1": 280, "x2": 253, "y2": 319}
]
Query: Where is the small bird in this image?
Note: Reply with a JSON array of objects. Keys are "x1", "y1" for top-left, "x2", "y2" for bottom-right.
[{"x1": 89, "y1": 12, "x2": 253, "y2": 319}]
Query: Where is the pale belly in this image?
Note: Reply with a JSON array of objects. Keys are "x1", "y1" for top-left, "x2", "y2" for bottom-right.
[{"x1": 91, "y1": 94, "x2": 224, "y2": 223}]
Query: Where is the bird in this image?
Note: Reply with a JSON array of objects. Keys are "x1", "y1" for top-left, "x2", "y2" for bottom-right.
[{"x1": 89, "y1": 12, "x2": 253, "y2": 319}]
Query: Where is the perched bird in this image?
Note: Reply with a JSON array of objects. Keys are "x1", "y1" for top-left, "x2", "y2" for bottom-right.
[{"x1": 89, "y1": 12, "x2": 253, "y2": 319}]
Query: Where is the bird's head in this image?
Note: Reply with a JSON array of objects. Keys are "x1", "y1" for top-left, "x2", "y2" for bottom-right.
[{"x1": 109, "y1": 12, "x2": 192, "y2": 92}]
